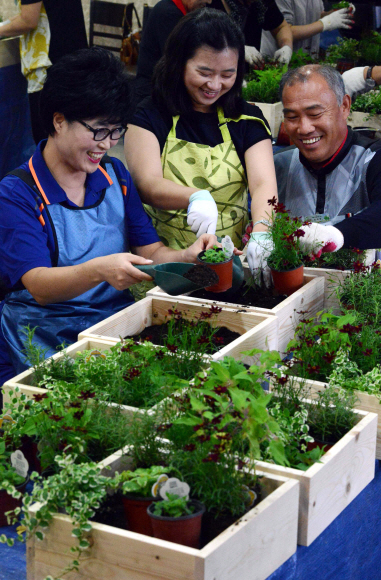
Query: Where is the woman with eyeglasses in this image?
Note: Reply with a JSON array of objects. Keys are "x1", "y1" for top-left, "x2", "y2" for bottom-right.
[{"x1": 0, "y1": 47, "x2": 219, "y2": 384}]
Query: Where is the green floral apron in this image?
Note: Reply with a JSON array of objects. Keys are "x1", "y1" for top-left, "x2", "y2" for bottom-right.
[{"x1": 144, "y1": 107, "x2": 271, "y2": 250}]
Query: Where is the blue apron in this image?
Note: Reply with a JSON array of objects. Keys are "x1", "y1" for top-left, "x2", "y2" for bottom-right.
[{"x1": 1, "y1": 161, "x2": 133, "y2": 375}]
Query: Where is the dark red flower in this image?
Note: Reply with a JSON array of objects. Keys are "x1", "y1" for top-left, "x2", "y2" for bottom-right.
[
  {"x1": 166, "y1": 343, "x2": 178, "y2": 353},
  {"x1": 197, "y1": 336, "x2": 210, "y2": 345},
  {"x1": 202, "y1": 452, "x2": 220, "y2": 463},
  {"x1": 49, "y1": 414, "x2": 63, "y2": 422},
  {"x1": 214, "y1": 336, "x2": 224, "y2": 345},
  {"x1": 353, "y1": 261, "x2": 367, "y2": 274},
  {"x1": 73, "y1": 410, "x2": 84, "y2": 420},
  {"x1": 322, "y1": 352, "x2": 336, "y2": 364},
  {"x1": 168, "y1": 308, "x2": 182, "y2": 317},
  {"x1": 199, "y1": 311, "x2": 213, "y2": 320},
  {"x1": 155, "y1": 350, "x2": 165, "y2": 360},
  {"x1": 307, "y1": 364, "x2": 320, "y2": 374},
  {"x1": 33, "y1": 393, "x2": 48, "y2": 402},
  {"x1": 184, "y1": 443, "x2": 196, "y2": 452},
  {"x1": 209, "y1": 305, "x2": 222, "y2": 315},
  {"x1": 79, "y1": 390, "x2": 96, "y2": 400},
  {"x1": 362, "y1": 349, "x2": 373, "y2": 357},
  {"x1": 213, "y1": 385, "x2": 228, "y2": 394},
  {"x1": 268, "y1": 196, "x2": 277, "y2": 206},
  {"x1": 275, "y1": 376, "x2": 288, "y2": 385},
  {"x1": 294, "y1": 229, "x2": 305, "y2": 238}
]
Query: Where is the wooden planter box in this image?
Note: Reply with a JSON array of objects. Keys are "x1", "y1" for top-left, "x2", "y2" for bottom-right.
[
  {"x1": 2, "y1": 337, "x2": 154, "y2": 419},
  {"x1": 26, "y1": 447, "x2": 299, "y2": 580},
  {"x1": 248, "y1": 101, "x2": 283, "y2": 138},
  {"x1": 256, "y1": 400, "x2": 377, "y2": 546},
  {"x1": 78, "y1": 295, "x2": 279, "y2": 365},
  {"x1": 293, "y1": 377, "x2": 381, "y2": 461},
  {"x1": 303, "y1": 250, "x2": 375, "y2": 314},
  {"x1": 148, "y1": 266, "x2": 324, "y2": 354}
]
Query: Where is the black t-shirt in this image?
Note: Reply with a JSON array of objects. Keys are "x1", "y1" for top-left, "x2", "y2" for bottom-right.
[
  {"x1": 21, "y1": 0, "x2": 88, "y2": 64},
  {"x1": 210, "y1": 0, "x2": 284, "y2": 49},
  {"x1": 131, "y1": 98, "x2": 271, "y2": 172},
  {"x1": 133, "y1": 0, "x2": 183, "y2": 107}
]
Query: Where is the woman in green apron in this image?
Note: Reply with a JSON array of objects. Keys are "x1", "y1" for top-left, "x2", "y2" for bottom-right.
[{"x1": 125, "y1": 7, "x2": 278, "y2": 280}]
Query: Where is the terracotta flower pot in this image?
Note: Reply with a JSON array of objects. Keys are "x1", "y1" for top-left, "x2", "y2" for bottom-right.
[
  {"x1": 0, "y1": 476, "x2": 28, "y2": 527},
  {"x1": 270, "y1": 264, "x2": 304, "y2": 296},
  {"x1": 147, "y1": 500, "x2": 205, "y2": 548},
  {"x1": 197, "y1": 250, "x2": 233, "y2": 293},
  {"x1": 122, "y1": 494, "x2": 158, "y2": 536}
]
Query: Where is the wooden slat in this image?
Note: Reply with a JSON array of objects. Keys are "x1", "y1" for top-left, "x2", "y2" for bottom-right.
[{"x1": 257, "y1": 407, "x2": 377, "y2": 546}]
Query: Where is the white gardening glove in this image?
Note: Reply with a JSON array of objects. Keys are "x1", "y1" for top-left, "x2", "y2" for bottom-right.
[
  {"x1": 246, "y1": 232, "x2": 274, "y2": 288},
  {"x1": 342, "y1": 67, "x2": 375, "y2": 99},
  {"x1": 319, "y1": 8, "x2": 353, "y2": 31},
  {"x1": 245, "y1": 45, "x2": 264, "y2": 66},
  {"x1": 274, "y1": 45, "x2": 293, "y2": 65},
  {"x1": 298, "y1": 223, "x2": 344, "y2": 258},
  {"x1": 187, "y1": 190, "x2": 218, "y2": 237}
]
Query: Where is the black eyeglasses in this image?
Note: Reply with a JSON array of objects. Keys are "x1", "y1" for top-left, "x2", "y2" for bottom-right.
[{"x1": 79, "y1": 121, "x2": 127, "y2": 141}]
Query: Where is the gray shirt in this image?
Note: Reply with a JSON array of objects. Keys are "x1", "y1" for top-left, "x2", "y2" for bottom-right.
[{"x1": 260, "y1": 0, "x2": 324, "y2": 57}]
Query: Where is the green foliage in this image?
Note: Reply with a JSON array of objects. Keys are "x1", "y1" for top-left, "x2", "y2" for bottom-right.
[
  {"x1": 326, "y1": 38, "x2": 361, "y2": 63},
  {"x1": 0, "y1": 454, "x2": 117, "y2": 580},
  {"x1": 306, "y1": 386, "x2": 357, "y2": 443},
  {"x1": 304, "y1": 247, "x2": 366, "y2": 270},
  {"x1": 359, "y1": 32, "x2": 381, "y2": 67},
  {"x1": 200, "y1": 246, "x2": 230, "y2": 263},
  {"x1": 328, "y1": 349, "x2": 381, "y2": 398},
  {"x1": 332, "y1": 1, "x2": 350, "y2": 8},
  {"x1": 0, "y1": 440, "x2": 25, "y2": 487},
  {"x1": 152, "y1": 494, "x2": 195, "y2": 518},
  {"x1": 242, "y1": 66, "x2": 286, "y2": 104},
  {"x1": 351, "y1": 87, "x2": 381, "y2": 116},
  {"x1": 266, "y1": 198, "x2": 311, "y2": 271},
  {"x1": 288, "y1": 49, "x2": 317, "y2": 70},
  {"x1": 118, "y1": 465, "x2": 169, "y2": 497}
]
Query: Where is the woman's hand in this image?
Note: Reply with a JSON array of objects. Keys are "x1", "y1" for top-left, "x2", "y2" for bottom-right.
[
  {"x1": 187, "y1": 191, "x2": 218, "y2": 237},
  {"x1": 95, "y1": 253, "x2": 155, "y2": 290}
]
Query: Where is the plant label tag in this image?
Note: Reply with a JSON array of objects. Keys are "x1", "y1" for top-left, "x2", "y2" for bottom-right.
[
  {"x1": 0, "y1": 414, "x2": 15, "y2": 428},
  {"x1": 85, "y1": 350, "x2": 106, "y2": 362},
  {"x1": 151, "y1": 474, "x2": 169, "y2": 498},
  {"x1": 159, "y1": 477, "x2": 190, "y2": 500},
  {"x1": 11, "y1": 450, "x2": 29, "y2": 478}
]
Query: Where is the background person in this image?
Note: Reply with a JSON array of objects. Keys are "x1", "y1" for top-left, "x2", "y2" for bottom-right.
[
  {"x1": 125, "y1": 8, "x2": 278, "y2": 269},
  {"x1": 211, "y1": 0, "x2": 293, "y2": 66},
  {"x1": 261, "y1": 0, "x2": 354, "y2": 59},
  {"x1": 0, "y1": 47, "x2": 218, "y2": 383},
  {"x1": 0, "y1": 0, "x2": 88, "y2": 144},
  {"x1": 342, "y1": 65, "x2": 381, "y2": 100},
  {"x1": 132, "y1": 0, "x2": 212, "y2": 112},
  {"x1": 273, "y1": 64, "x2": 381, "y2": 257}
]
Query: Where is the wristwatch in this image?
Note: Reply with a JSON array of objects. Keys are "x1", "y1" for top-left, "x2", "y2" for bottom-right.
[{"x1": 365, "y1": 66, "x2": 376, "y2": 89}]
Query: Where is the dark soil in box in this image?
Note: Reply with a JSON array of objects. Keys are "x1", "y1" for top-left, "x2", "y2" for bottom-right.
[
  {"x1": 191, "y1": 282, "x2": 287, "y2": 310},
  {"x1": 126, "y1": 320, "x2": 240, "y2": 353}
]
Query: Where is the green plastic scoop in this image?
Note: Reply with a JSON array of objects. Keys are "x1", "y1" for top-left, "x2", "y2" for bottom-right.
[{"x1": 135, "y1": 256, "x2": 244, "y2": 297}]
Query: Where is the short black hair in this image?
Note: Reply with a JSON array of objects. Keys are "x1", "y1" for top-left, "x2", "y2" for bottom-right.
[
  {"x1": 152, "y1": 8, "x2": 245, "y2": 119},
  {"x1": 40, "y1": 47, "x2": 131, "y2": 135}
]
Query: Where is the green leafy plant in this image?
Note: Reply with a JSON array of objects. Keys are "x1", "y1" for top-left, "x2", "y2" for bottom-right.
[
  {"x1": 0, "y1": 453, "x2": 118, "y2": 580},
  {"x1": 242, "y1": 65, "x2": 286, "y2": 104},
  {"x1": 265, "y1": 197, "x2": 311, "y2": 272},
  {"x1": 304, "y1": 247, "x2": 366, "y2": 270},
  {"x1": 328, "y1": 349, "x2": 381, "y2": 398},
  {"x1": 306, "y1": 386, "x2": 357, "y2": 443},
  {"x1": 332, "y1": 1, "x2": 350, "y2": 8},
  {"x1": 118, "y1": 465, "x2": 169, "y2": 497},
  {"x1": 288, "y1": 48, "x2": 317, "y2": 70},
  {"x1": 152, "y1": 493, "x2": 195, "y2": 518},
  {"x1": 200, "y1": 246, "x2": 230, "y2": 263},
  {"x1": 359, "y1": 32, "x2": 381, "y2": 67},
  {"x1": 326, "y1": 38, "x2": 361, "y2": 63},
  {"x1": 0, "y1": 440, "x2": 25, "y2": 487},
  {"x1": 351, "y1": 87, "x2": 381, "y2": 116}
]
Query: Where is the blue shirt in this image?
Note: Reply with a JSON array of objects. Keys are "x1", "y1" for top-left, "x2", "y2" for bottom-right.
[{"x1": 0, "y1": 141, "x2": 160, "y2": 289}]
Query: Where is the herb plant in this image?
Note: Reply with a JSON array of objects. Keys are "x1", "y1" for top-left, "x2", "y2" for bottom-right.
[
  {"x1": 304, "y1": 247, "x2": 366, "y2": 270},
  {"x1": 325, "y1": 38, "x2": 361, "y2": 63},
  {"x1": 332, "y1": 1, "x2": 350, "y2": 8},
  {"x1": 351, "y1": 87, "x2": 381, "y2": 116},
  {"x1": 242, "y1": 65, "x2": 286, "y2": 104},
  {"x1": 200, "y1": 246, "x2": 230, "y2": 263},
  {"x1": 359, "y1": 32, "x2": 381, "y2": 67},
  {"x1": 152, "y1": 494, "x2": 195, "y2": 518},
  {"x1": 118, "y1": 465, "x2": 169, "y2": 497}
]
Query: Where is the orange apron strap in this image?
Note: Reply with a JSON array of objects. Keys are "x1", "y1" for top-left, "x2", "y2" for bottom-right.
[{"x1": 28, "y1": 157, "x2": 50, "y2": 205}]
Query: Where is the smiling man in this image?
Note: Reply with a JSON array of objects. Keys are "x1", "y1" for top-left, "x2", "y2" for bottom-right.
[{"x1": 274, "y1": 65, "x2": 381, "y2": 253}]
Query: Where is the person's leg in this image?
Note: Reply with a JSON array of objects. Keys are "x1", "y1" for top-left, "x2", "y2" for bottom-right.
[{"x1": 28, "y1": 90, "x2": 48, "y2": 145}]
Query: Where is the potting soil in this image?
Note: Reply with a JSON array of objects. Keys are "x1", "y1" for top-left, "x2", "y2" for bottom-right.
[
  {"x1": 183, "y1": 264, "x2": 219, "y2": 287},
  {"x1": 191, "y1": 282, "x2": 287, "y2": 309},
  {"x1": 126, "y1": 320, "x2": 240, "y2": 353}
]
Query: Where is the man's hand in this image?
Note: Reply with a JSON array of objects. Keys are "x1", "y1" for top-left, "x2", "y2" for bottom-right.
[
  {"x1": 299, "y1": 223, "x2": 344, "y2": 258},
  {"x1": 244, "y1": 45, "x2": 264, "y2": 66},
  {"x1": 187, "y1": 190, "x2": 218, "y2": 237},
  {"x1": 274, "y1": 45, "x2": 292, "y2": 65},
  {"x1": 246, "y1": 232, "x2": 273, "y2": 287},
  {"x1": 97, "y1": 253, "x2": 156, "y2": 290},
  {"x1": 342, "y1": 66, "x2": 375, "y2": 99},
  {"x1": 319, "y1": 8, "x2": 353, "y2": 31}
]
